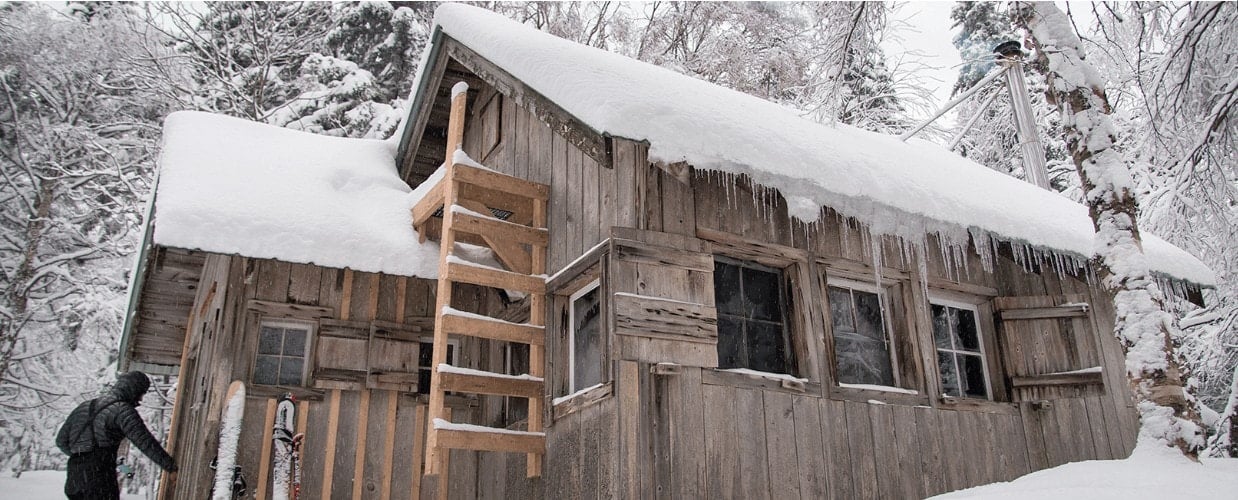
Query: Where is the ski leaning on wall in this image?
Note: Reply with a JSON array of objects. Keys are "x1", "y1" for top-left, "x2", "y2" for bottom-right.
[
  {"x1": 212, "y1": 381, "x2": 247, "y2": 500},
  {"x1": 271, "y1": 393, "x2": 297, "y2": 500}
]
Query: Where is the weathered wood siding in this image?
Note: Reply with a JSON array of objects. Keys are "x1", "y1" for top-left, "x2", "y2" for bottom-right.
[
  {"x1": 164, "y1": 256, "x2": 518, "y2": 500},
  {"x1": 451, "y1": 69, "x2": 1135, "y2": 499}
]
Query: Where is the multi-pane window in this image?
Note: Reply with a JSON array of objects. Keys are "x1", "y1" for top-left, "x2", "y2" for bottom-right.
[
  {"x1": 713, "y1": 259, "x2": 794, "y2": 375},
  {"x1": 255, "y1": 321, "x2": 311, "y2": 386},
  {"x1": 932, "y1": 302, "x2": 991, "y2": 399},
  {"x1": 827, "y1": 282, "x2": 897, "y2": 387},
  {"x1": 417, "y1": 340, "x2": 457, "y2": 395},
  {"x1": 569, "y1": 280, "x2": 603, "y2": 393}
]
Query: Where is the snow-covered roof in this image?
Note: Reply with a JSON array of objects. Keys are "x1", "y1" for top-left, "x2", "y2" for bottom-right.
[
  {"x1": 429, "y1": 4, "x2": 1214, "y2": 286},
  {"x1": 154, "y1": 111, "x2": 441, "y2": 278}
]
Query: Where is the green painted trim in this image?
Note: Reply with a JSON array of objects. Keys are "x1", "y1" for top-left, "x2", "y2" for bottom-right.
[{"x1": 395, "y1": 26, "x2": 445, "y2": 178}]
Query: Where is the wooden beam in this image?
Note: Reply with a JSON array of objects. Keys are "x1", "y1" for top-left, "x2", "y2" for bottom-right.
[
  {"x1": 320, "y1": 389, "x2": 342, "y2": 499},
  {"x1": 380, "y1": 392, "x2": 398, "y2": 500},
  {"x1": 1010, "y1": 370, "x2": 1104, "y2": 388},
  {"x1": 439, "y1": 313, "x2": 544, "y2": 345},
  {"x1": 999, "y1": 303, "x2": 1089, "y2": 320},
  {"x1": 443, "y1": 261, "x2": 545, "y2": 294},
  {"x1": 256, "y1": 399, "x2": 278, "y2": 500},
  {"x1": 438, "y1": 370, "x2": 543, "y2": 398},
  {"x1": 435, "y1": 427, "x2": 545, "y2": 454},
  {"x1": 340, "y1": 270, "x2": 355, "y2": 321},
  {"x1": 351, "y1": 389, "x2": 372, "y2": 500}
]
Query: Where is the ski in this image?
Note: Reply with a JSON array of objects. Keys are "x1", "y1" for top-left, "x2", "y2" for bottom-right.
[
  {"x1": 271, "y1": 393, "x2": 296, "y2": 500},
  {"x1": 212, "y1": 380, "x2": 246, "y2": 500}
]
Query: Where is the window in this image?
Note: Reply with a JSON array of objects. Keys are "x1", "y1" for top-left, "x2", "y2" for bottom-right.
[
  {"x1": 826, "y1": 281, "x2": 897, "y2": 387},
  {"x1": 254, "y1": 320, "x2": 312, "y2": 386},
  {"x1": 416, "y1": 339, "x2": 458, "y2": 395},
  {"x1": 931, "y1": 301, "x2": 991, "y2": 399},
  {"x1": 569, "y1": 280, "x2": 603, "y2": 393},
  {"x1": 504, "y1": 343, "x2": 529, "y2": 424},
  {"x1": 713, "y1": 258, "x2": 794, "y2": 375}
]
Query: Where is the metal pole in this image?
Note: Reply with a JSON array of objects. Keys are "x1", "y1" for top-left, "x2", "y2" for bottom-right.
[
  {"x1": 949, "y1": 86, "x2": 1003, "y2": 151},
  {"x1": 899, "y1": 65, "x2": 1009, "y2": 142},
  {"x1": 996, "y1": 42, "x2": 1051, "y2": 190}
]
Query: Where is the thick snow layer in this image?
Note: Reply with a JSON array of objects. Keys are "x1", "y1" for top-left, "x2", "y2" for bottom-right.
[
  {"x1": 156, "y1": 111, "x2": 441, "y2": 277},
  {"x1": 430, "y1": 4, "x2": 1214, "y2": 286},
  {"x1": 0, "y1": 470, "x2": 145, "y2": 499},
  {"x1": 932, "y1": 441, "x2": 1238, "y2": 499}
]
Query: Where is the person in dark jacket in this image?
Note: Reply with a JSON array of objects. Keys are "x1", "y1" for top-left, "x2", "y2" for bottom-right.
[{"x1": 56, "y1": 371, "x2": 177, "y2": 500}]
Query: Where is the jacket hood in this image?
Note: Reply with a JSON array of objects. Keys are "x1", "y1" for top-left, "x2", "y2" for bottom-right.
[{"x1": 112, "y1": 371, "x2": 150, "y2": 403}]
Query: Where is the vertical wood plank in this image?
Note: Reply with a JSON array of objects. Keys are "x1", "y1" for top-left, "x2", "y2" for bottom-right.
[
  {"x1": 321, "y1": 389, "x2": 342, "y2": 500},
  {"x1": 256, "y1": 398, "x2": 278, "y2": 500},
  {"x1": 868, "y1": 404, "x2": 898, "y2": 499},
  {"x1": 703, "y1": 383, "x2": 740, "y2": 499},
  {"x1": 763, "y1": 391, "x2": 800, "y2": 500},
  {"x1": 844, "y1": 401, "x2": 878, "y2": 499},
  {"x1": 792, "y1": 394, "x2": 828, "y2": 498},
  {"x1": 821, "y1": 399, "x2": 853, "y2": 500},
  {"x1": 735, "y1": 388, "x2": 770, "y2": 500},
  {"x1": 339, "y1": 270, "x2": 355, "y2": 321}
]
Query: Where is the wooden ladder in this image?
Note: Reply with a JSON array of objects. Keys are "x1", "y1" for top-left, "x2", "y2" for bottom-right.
[{"x1": 412, "y1": 83, "x2": 549, "y2": 499}]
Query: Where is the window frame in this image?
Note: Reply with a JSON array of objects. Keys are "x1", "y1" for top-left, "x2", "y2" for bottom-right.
[
  {"x1": 252, "y1": 318, "x2": 316, "y2": 387},
  {"x1": 567, "y1": 278, "x2": 603, "y2": 394},
  {"x1": 713, "y1": 255, "x2": 798, "y2": 376},
  {"x1": 416, "y1": 335, "x2": 460, "y2": 395},
  {"x1": 823, "y1": 276, "x2": 903, "y2": 389},
  {"x1": 928, "y1": 297, "x2": 994, "y2": 400}
]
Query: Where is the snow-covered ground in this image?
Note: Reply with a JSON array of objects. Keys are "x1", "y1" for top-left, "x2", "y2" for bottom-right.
[
  {"x1": 932, "y1": 443, "x2": 1238, "y2": 499},
  {"x1": 0, "y1": 470, "x2": 146, "y2": 499}
]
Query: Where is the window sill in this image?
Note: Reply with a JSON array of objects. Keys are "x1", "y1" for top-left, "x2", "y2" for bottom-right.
[
  {"x1": 828, "y1": 384, "x2": 930, "y2": 406},
  {"x1": 938, "y1": 396, "x2": 1019, "y2": 414},
  {"x1": 247, "y1": 384, "x2": 326, "y2": 401},
  {"x1": 702, "y1": 368, "x2": 821, "y2": 395},
  {"x1": 552, "y1": 382, "x2": 612, "y2": 421}
]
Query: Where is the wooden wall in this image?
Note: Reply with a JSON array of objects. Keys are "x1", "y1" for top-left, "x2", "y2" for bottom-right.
[
  {"x1": 445, "y1": 70, "x2": 1136, "y2": 498},
  {"x1": 163, "y1": 255, "x2": 519, "y2": 500}
]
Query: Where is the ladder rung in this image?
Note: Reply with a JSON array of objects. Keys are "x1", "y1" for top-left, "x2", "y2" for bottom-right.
[
  {"x1": 445, "y1": 260, "x2": 544, "y2": 294},
  {"x1": 450, "y1": 208, "x2": 548, "y2": 246},
  {"x1": 411, "y1": 181, "x2": 445, "y2": 228},
  {"x1": 433, "y1": 421, "x2": 546, "y2": 454},
  {"x1": 454, "y1": 164, "x2": 549, "y2": 201},
  {"x1": 440, "y1": 310, "x2": 544, "y2": 345},
  {"x1": 438, "y1": 365, "x2": 543, "y2": 398}
]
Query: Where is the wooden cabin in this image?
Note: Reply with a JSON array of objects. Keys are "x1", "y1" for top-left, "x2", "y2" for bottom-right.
[{"x1": 120, "y1": 4, "x2": 1215, "y2": 500}]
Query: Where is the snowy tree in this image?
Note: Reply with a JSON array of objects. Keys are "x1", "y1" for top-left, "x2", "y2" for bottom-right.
[
  {"x1": 0, "y1": 3, "x2": 171, "y2": 474},
  {"x1": 1015, "y1": 1, "x2": 1204, "y2": 458}
]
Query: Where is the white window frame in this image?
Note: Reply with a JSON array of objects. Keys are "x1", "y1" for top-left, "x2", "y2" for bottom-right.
[
  {"x1": 254, "y1": 318, "x2": 316, "y2": 386},
  {"x1": 928, "y1": 297, "x2": 993, "y2": 400},
  {"x1": 567, "y1": 279, "x2": 602, "y2": 393},
  {"x1": 825, "y1": 276, "x2": 901, "y2": 388}
]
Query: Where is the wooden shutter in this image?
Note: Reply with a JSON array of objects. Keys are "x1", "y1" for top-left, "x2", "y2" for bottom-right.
[
  {"x1": 993, "y1": 294, "x2": 1105, "y2": 401},
  {"x1": 313, "y1": 319, "x2": 371, "y2": 390},
  {"x1": 607, "y1": 228, "x2": 718, "y2": 366},
  {"x1": 366, "y1": 319, "x2": 430, "y2": 392}
]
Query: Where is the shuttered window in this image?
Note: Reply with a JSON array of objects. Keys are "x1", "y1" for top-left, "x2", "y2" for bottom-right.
[{"x1": 714, "y1": 258, "x2": 794, "y2": 375}]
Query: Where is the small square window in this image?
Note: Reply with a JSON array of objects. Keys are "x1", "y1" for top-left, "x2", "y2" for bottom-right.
[
  {"x1": 417, "y1": 340, "x2": 457, "y2": 395},
  {"x1": 252, "y1": 320, "x2": 313, "y2": 386},
  {"x1": 932, "y1": 302, "x2": 991, "y2": 399},
  {"x1": 827, "y1": 282, "x2": 897, "y2": 387},
  {"x1": 713, "y1": 259, "x2": 794, "y2": 375},
  {"x1": 569, "y1": 280, "x2": 603, "y2": 393}
]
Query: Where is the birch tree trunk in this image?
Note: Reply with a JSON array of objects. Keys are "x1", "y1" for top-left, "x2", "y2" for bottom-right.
[{"x1": 1015, "y1": 1, "x2": 1204, "y2": 458}]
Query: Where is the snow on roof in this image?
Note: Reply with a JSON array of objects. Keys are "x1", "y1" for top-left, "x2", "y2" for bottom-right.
[
  {"x1": 154, "y1": 111, "x2": 441, "y2": 278},
  {"x1": 430, "y1": 4, "x2": 1214, "y2": 286}
]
